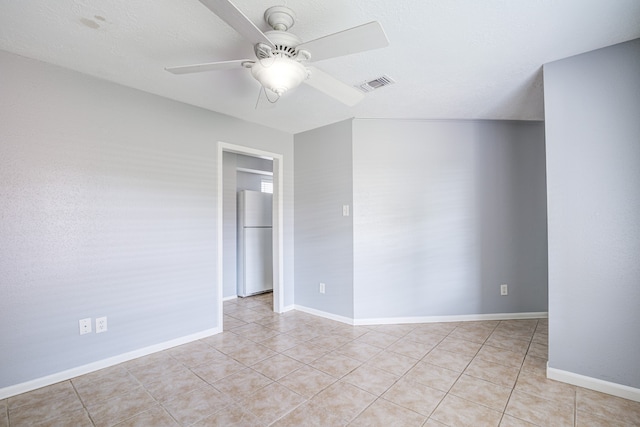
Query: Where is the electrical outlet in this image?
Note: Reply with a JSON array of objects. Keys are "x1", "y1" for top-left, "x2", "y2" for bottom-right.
[
  {"x1": 96, "y1": 316, "x2": 107, "y2": 333},
  {"x1": 79, "y1": 318, "x2": 92, "y2": 335},
  {"x1": 501, "y1": 284, "x2": 508, "y2": 296},
  {"x1": 342, "y1": 205, "x2": 350, "y2": 216},
  {"x1": 319, "y1": 282, "x2": 325, "y2": 294}
]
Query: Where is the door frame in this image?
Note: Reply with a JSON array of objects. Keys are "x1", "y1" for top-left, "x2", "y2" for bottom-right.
[{"x1": 217, "y1": 142, "x2": 284, "y2": 328}]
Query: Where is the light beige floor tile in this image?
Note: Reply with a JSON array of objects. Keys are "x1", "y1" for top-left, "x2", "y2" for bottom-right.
[
  {"x1": 389, "y1": 336, "x2": 435, "y2": 359},
  {"x1": 505, "y1": 390, "x2": 574, "y2": 427},
  {"x1": 213, "y1": 368, "x2": 273, "y2": 400},
  {"x1": 576, "y1": 387, "x2": 640, "y2": 425},
  {"x1": 73, "y1": 370, "x2": 142, "y2": 407},
  {"x1": 73, "y1": 364, "x2": 130, "y2": 384},
  {"x1": 485, "y1": 333, "x2": 531, "y2": 355},
  {"x1": 330, "y1": 325, "x2": 371, "y2": 340},
  {"x1": 112, "y1": 405, "x2": 178, "y2": 426},
  {"x1": 227, "y1": 308, "x2": 268, "y2": 323},
  {"x1": 127, "y1": 357, "x2": 191, "y2": 385},
  {"x1": 277, "y1": 365, "x2": 337, "y2": 398},
  {"x1": 499, "y1": 414, "x2": 538, "y2": 426},
  {"x1": 464, "y1": 356, "x2": 520, "y2": 388},
  {"x1": 86, "y1": 386, "x2": 156, "y2": 427},
  {"x1": 285, "y1": 325, "x2": 321, "y2": 341},
  {"x1": 531, "y1": 331, "x2": 548, "y2": 345},
  {"x1": 0, "y1": 400, "x2": 6, "y2": 427},
  {"x1": 364, "y1": 323, "x2": 417, "y2": 337},
  {"x1": 8, "y1": 394, "x2": 84, "y2": 427},
  {"x1": 520, "y1": 354, "x2": 547, "y2": 377},
  {"x1": 311, "y1": 381, "x2": 376, "y2": 423},
  {"x1": 405, "y1": 330, "x2": 447, "y2": 347},
  {"x1": 168, "y1": 343, "x2": 226, "y2": 368},
  {"x1": 336, "y1": 341, "x2": 382, "y2": 362},
  {"x1": 282, "y1": 342, "x2": 329, "y2": 364},
  {"x1": 404, "y1": 361, "x2": 460, "y2": 392},
  {"x1": 306, "y1": 334, "x2": 353, "y2": 351},
  {"x1": 494, "y1": 320, "x2": 537, "y2": 340},
  {"x1": 223, "y1": 314, "x2": 247, "y2": 330},
  {"x1": 356, "y1": 331, "x2": 400, "y2": 349},
  {"x1": 449, "y1": 374, "x2": 512, "y2": 411},
  {"x1": 412, "y1": 323, "x2": 457, "y2": 336},
  {"x1": 382, "y1": 377, "x2": 445, "y2": 416},
  {"x1": 342, "y1": 364, "x2": 399, "y2": 396},
  {"x1": 366, "y1": 350, "x2": 418, "y2": 376},
  {"x1": 310, "y1": 351, "x2": 362, "y2": 378},
  {"x1": 271, "y1": 400, "x2": 346, "y2": 427},
  {"x1": 239, "y1": 382, "x2": 306, "y2": 425},
  {"x1": 143, "y1": 369, "x2": 209, "y2": 403},
  {"x1": 191, "y1": 355, "x2": 246, "y2": 384},
  {"x1": 576, "y1": 410, "x2": 619, "y2": 427},
  {"x1": 476, "y1": 345, "x2": 526, "y2": 368},
  {"x1": 431, "y1": 394, "x2": 502, "y2": 427},
  {"x1": 349, "y1": 398, "x2": 427, "y2": 426},
  {"x1": 230, "y1": 323, "x2": 279, "y2": 342},
  {"x1": 423, "y1": 347, "x2": 474, "y2": 372},
  {"x1": 514, "y1": 370, "x2": 576, "y2": 406},
  {"x1": 226, "y1": 343, "x2": 278, "y2": 365},
  {"x1": 526, "y1": 342, "x2": 548, "y2": 359},
  {"x1": 259, "y1": 318, "x2": 300, "y2": 333},
  {"x1": 31, "y1": 408, "x2": 93, "y2": 427},
  {"x1": 259, "y1": 333, "x2": 301, "y2": 352},
  {"x1": 423, "y1": 419, "x2": 448, "y2": 426},
  {"x1": 162, "y1": 385, "x2": 230, "y2": 426},
  {"x1": 251, "y1": 354, "x2": 305, "y2": 381},
  {"x1": 192, "y1": 403, "x2": 264, "y2": 427},
  {"x1": 448, "y1": 327, "x2": 493, "y2": 344},
  {"x1": 8, "y1": 381, "x2": 76, "y2": 409},
  {"x1": 436, "y1": 336, "x2": 482, "y2": 357},
  {"x1": 205, "y1": 333, "x2": 256, "y2": 355}
]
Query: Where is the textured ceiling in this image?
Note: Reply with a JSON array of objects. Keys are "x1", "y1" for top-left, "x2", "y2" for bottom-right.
[{"x1": 1, "y1": 0, "x2": 639, "y2": 134}]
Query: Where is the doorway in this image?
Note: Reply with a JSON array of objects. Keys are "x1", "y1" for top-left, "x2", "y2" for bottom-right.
[{"x1": 217, "y1": 142, "x2": 284, "y2": 330}]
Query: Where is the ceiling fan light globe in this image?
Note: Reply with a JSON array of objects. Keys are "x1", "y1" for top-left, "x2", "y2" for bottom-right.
[{"x1": 250, "y1": 57, "x2": 308, "y2": 95}]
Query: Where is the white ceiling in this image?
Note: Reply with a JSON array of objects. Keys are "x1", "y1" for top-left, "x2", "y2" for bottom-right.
[{"x1": 1, "y1": 1, "x2": 639, "y2": 134}]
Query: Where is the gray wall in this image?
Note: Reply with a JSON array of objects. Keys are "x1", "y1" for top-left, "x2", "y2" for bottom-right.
[
  {"x1": 544, "y1": 39, "x2": 640, "y2": 388},
  {"x1": 0, "y1": 50, "x2": 293, "y2": 389},
  {"x1": 352, "y1": 119, "x2": 548, "y2": 319},
  {"x1": 294, "y1": 120, "x2": 354, "y2": 318}
]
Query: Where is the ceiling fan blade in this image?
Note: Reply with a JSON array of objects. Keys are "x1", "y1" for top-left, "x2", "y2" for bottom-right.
[
  {"x1": 198, "y1": 0, "x2": 274, "y2": 48},
  {"x1": 304, "y1": 66, "x2": 365, "y2": 106},
  {"x1": 298, "y1": 21, "x2": 389, "y2": 62},
  {"x1": 165, "y1": 59, "x2": 251, "y2": 74}
]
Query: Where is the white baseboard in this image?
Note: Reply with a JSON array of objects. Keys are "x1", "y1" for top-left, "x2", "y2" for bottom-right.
[
  {"x1": 353, "y1": 311, "x2": 548, "y2": 326},
  {"x1": 281, "y1": 304, "x2": 295, "y2": 313},
  {"x1": 290, "y1": 307, "x2": 546, "y2": 326},
  {"x1": 0, "y1": 327, "x2": 221, "y2": 400},
  {"x1": 223, "y1": 295, "x2": 237, "y2": 302},
  {"x1": 547, "y1": 365, "x2": 640, "y2": 403},
  {"x1": 293, "y1": 305, "x2": 355, "y2": 325}
]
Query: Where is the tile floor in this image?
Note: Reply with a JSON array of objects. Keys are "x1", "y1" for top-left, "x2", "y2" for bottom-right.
[{"x1": 3, "y1": 292, "x2": 640, "y2": 426}]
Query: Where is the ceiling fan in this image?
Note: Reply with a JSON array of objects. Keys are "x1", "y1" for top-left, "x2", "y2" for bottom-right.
[{"x1": 165, "y1": 0, "x2": 390, "y2": 106}]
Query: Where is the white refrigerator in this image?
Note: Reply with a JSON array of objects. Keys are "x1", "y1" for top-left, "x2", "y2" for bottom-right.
[{"x1": 237, "y1": 190, "x2": 273, "y2": 297}]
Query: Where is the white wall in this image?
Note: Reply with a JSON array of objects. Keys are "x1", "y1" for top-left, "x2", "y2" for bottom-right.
[
  {"x1": 0, "y1": 50, "x2": 293, "y2": 391},
  {"x1": 352, "y1": 119, "x2": 548, "y2": 320},
  {"x1": 544, "y1": 39, "x2": 640, "y2": 389}
]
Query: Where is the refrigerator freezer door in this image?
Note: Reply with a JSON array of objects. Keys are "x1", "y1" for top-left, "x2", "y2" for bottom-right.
[
  {"x1": 242, "y1": 227, "x2": 273, "y2": 296},
  {"x1": 242, "y1": 191, "x2": 272, "y2": 227}
]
